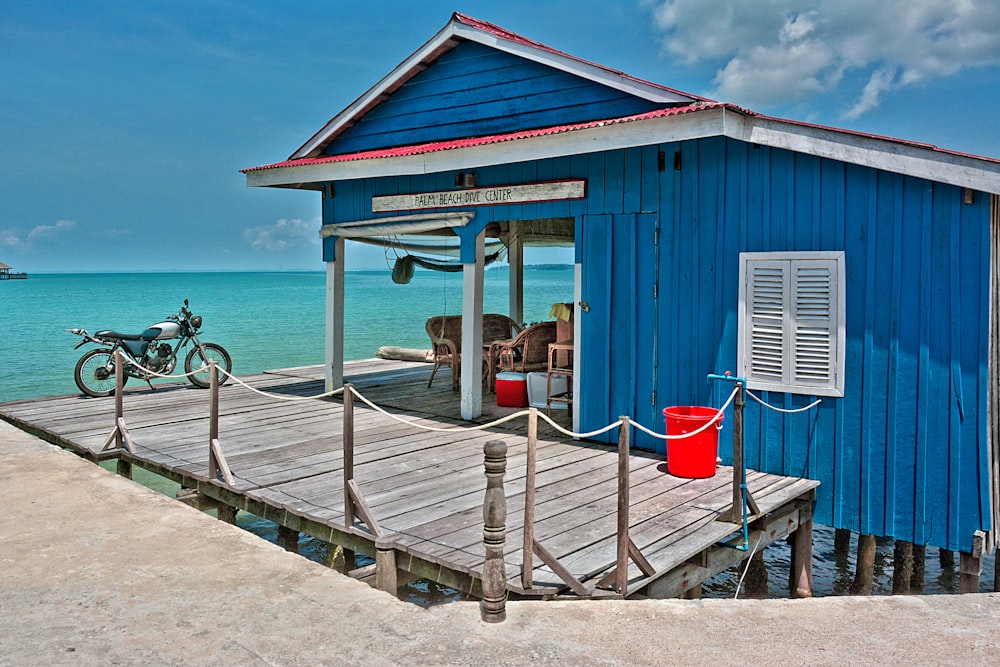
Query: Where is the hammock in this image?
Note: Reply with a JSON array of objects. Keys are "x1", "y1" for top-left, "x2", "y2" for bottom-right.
[{"x1": 391, "y1": 249, "x2": 506, "y2": 284}]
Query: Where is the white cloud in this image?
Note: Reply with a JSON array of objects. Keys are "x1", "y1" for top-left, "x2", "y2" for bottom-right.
[
  {"x1": 1, "y1": 219, "x2": 77, "y2": 247},
  {"x1": 26, "y1": 219, "x2": 76, "y2": 243},
  {"x1": 645, "y1": 0, "x2": 1000, "y2": 117},
  {"x1": 0, "y1": 230, "x2": 22, "y2": 247},
  {"x1": 244, "y1": 217, "x2": 319, "y2": 252}
]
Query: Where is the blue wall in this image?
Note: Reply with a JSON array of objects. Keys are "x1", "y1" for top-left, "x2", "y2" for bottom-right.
[
  {"x1": 324, "y1": 136, "x2": 992, "y2": 552},
  {"x1": 324, "y1": 41, "x2": 665, "y2": 156}
]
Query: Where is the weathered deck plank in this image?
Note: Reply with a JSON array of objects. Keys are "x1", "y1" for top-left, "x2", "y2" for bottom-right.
[{"x1": 0, "y1": 359, "x2": 818, "y2": 600}]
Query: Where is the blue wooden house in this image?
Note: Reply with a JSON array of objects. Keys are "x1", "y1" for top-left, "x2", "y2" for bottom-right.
[{"x1": 245, "y1": 14, "x2": 1000, "y2": 559}]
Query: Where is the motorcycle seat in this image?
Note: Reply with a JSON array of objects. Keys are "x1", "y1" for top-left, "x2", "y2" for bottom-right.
[{"x1": 95, "y1": 330, "x2": 148, "y2": 341}]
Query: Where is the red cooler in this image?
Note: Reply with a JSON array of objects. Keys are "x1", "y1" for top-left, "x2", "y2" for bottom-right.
[{"x1": 495, "y1": 372, "x2": 529, "y2": 407}]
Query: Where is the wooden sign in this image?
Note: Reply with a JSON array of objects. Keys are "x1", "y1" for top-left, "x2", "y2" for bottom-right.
[{"x1": 371, "y1": 179, "x2": 586, "y2": 213}]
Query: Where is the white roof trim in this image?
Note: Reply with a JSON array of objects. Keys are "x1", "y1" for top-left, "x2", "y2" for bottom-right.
[
  {"x1": 256, "y1": 107, "x2": 1000, "y2": 195},
  {"x1": 318, "y1": 211, "x2": 475, "y2": 238},
  {"x1": 291, "y1": 15, "x2": 694, "y2": 160}
]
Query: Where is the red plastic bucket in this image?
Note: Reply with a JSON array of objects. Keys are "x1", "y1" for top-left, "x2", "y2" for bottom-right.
[{"x1": 663, "y1": 406, "x2": 722, "y2": 478}]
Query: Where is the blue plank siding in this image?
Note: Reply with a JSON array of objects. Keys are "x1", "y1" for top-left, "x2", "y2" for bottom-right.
[
  {"x1": 324, "y1": 133, "x2": 991, "y2": 551},
  {"x1": 324, "y1": 42, "x2": 664, "y2": 156}
]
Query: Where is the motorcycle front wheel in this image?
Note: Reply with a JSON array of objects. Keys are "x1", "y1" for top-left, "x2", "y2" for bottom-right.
[
  {"x1": 184, "y1": 343, "x2": 233, "y2": 388},
  {"x1": 74, "y1": 349, "x2": 128, "y2": 397}
]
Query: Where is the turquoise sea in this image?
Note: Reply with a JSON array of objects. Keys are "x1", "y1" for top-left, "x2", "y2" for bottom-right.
[
  {"x1": 1, "y1": 267, "x2": 993, "y2": 599},
  {"x1": 0, "y1": 266, "x2": 574, "y2": 403}
]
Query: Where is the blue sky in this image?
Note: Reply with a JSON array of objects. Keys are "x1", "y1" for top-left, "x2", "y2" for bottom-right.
[{"x1": 3, "y1": 1, "x2": 999, "y2": 272}]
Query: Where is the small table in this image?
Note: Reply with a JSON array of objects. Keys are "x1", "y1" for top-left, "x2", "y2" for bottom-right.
[{"x1": 546, "y1": 341, "x2": 574, "y2": 415}]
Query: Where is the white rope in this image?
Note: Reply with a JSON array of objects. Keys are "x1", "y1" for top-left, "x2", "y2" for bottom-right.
[
  {"x1": 536, "y1": 411, "x2": 625, "y2": 439},
  {"x1": 217, "y1": 367, "x2": 345, "y2": 401},
  {"x1": 746, "y1": 390, "x2": 822, "y2": 414},
  {"x1": 631, "y1": 385, "x2": 740, "y2": 441},
  {"x1": 124, "y1": 356, "x2": 345, "y2": 401},
  {"x1": 349, "y1": 385, "x2": 532, "y2": 433},
  {"x1": 733, "y1": 534, "x2": 764, "y2": 600},
  {"x1": 121, "y1": 357, "x2": 202, "y2": 380}
]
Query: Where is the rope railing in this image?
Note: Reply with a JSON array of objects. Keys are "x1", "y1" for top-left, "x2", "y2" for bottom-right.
[{"x1": 101, "y1": 355, "x2": 826, "y2": 609}]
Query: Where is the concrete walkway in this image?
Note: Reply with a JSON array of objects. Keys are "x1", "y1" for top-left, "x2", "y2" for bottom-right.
[{"x1": 1, "y1": 420, "x2": 998, "y2": 666}]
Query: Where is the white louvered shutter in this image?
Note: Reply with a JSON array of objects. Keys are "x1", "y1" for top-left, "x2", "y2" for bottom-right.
[{"x1": 738, "y1": 252, "x2": 844, "y2": 397}]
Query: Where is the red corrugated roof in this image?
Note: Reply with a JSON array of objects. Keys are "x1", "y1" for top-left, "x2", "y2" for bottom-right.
[
  {"x1": 242, "y1": 103, "x2": 726, "y2": 173},
  {"x1": 450, "y1": 13, "x2": 712, "y2": 105}
]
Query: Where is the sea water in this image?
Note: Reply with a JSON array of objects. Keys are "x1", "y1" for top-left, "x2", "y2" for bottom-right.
[
  {"x1": 0, "y1": 267, "x2": 573, "y2": 402},
  {"x1": 1, "y1": 268, "x2": 994, "y2": 599}
]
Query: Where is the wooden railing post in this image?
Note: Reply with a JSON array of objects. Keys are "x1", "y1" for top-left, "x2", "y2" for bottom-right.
[
  {"x1": 481, "y1": 439, "x2": 508, "y2": 623},
  {"x1": 615, "y1": 417, "x2": 630, "y2": 595},
  {"x1": 113, "y1": 350, "x2": 131, "y2": 478},
  {"x1": 343, "y1": 383, "x2": 355, "y2": 529},
  {"x1": 207, "y1": 361, "x2": 235, "y2": 486},
  {"x1": 522, "y1": 408, "x2": 537, "y2": 589},
  {"x1": 114, "y1": 350, "x2": 124, "y2": 450},
  {"x1": 730, "y1": 384, "x2": 744, "y2": 524}
]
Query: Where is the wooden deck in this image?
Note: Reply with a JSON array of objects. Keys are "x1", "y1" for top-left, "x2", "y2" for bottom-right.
[{"x1": 0, "y1": 359, "x2": 818, "y2": 600}]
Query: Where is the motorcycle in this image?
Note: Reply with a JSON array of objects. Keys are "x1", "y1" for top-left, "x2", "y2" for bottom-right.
[{"x1": 67, "y1": 299, "x2": 232, "y2": 397}]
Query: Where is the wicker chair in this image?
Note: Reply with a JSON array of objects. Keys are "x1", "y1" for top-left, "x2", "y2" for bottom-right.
[
  {"x1": 492, "y1": 321, "x2": 558, "y2": 379},
  {"x1": 426, "y1": 314, "x2": 520, "y2": 391}
]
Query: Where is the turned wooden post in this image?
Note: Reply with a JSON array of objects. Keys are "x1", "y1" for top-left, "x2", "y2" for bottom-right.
[
  {"x1": 343, "y1": 383, "x2": 355, "y2": 529},
  {"x1": 481, "y1": 439, "x2": 508, "y2": 623},
  {"x1": 522, "y1": 409, "x2": 537, "y2": 589},
  {"x1": 615, "y1": 417, "x2": 630, "y2": 596},
  {"x1": 850, "y1": 533, "x2": 877, "y2": 595}
]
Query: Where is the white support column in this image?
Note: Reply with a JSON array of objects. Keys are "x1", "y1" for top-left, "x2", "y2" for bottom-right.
[
  {"x1": 573, "y1": 262, "x2": 582, "y2": 434},
  {"x1": 461, "y1": 233, "x2": 485, "y2": 420},
  {"x1": 325, "y1": 238, "x2": 345, "y2": 393},
  {"x1": 508, "y1": 220, "x2": 524, "y2": 324}
]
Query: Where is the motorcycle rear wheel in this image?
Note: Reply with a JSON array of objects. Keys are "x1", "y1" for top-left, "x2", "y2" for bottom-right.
[
  {"x1": 75, "y1": 349, "x2": 128, "y2": 397},
  {"x1": 185, "y1": 343, "x2": 233, "y2": 388}
]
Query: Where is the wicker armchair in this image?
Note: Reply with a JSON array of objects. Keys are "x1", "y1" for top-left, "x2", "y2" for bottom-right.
[
  {"x1": 426, "y1": 314, "x2": 520, "y2": 391},
  {"x1": 492, "y1": 321, "x2": 558, "y2": 378}
]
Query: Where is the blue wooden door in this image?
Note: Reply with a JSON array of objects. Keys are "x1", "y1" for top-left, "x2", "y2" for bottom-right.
[{"x1": 580, "y1": 213, "x2": 659, "y2": 449}]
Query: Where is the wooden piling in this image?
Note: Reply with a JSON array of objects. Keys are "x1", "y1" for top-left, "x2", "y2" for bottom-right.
[
  {"x1": 277, "y1": 526, "x2": 299, "y2": 554},
  {"x1": 481, "y1": 439, "x2": 508, "y2": 623},
  {"x1": 850, "y1": 533, "x2": 877, "y2": 595},
  {"x1": 217, "y1": 504, "x2": 238, "y2": 524},
  {"x1": 959, "y1": 531, "x2": 986, "y2": 594},
  {"x1": 911, "y1": 544, "x2": 926, "y2": 591},
  {"x1": 375, "y1": 538, "x2": 398, "y2": 596},
  {"x1": 788, "y1": 511, "x2": 814, "y2": 598},
  {"x1": 741, "y1": 550, "x2": 768, "y2": 599},
  {"x1": 892, "y1": 540, "x2": 914, "y2": 594},
  {"x1": 833, "y1": 528, "x2": 852, "y2": 559},
  {"x1": 939, "y1": 549, "x2": 955, "y2": 570}
]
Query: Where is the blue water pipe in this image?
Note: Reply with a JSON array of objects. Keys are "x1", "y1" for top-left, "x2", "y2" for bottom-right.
[{"x1": 706, "y1": 372, "x2": 751, "y2": 552}]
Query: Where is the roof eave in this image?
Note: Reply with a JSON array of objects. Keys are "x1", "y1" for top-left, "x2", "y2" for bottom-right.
[{"x1": 252, "y1": 106, "x2": 1000, "y2": 196}]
